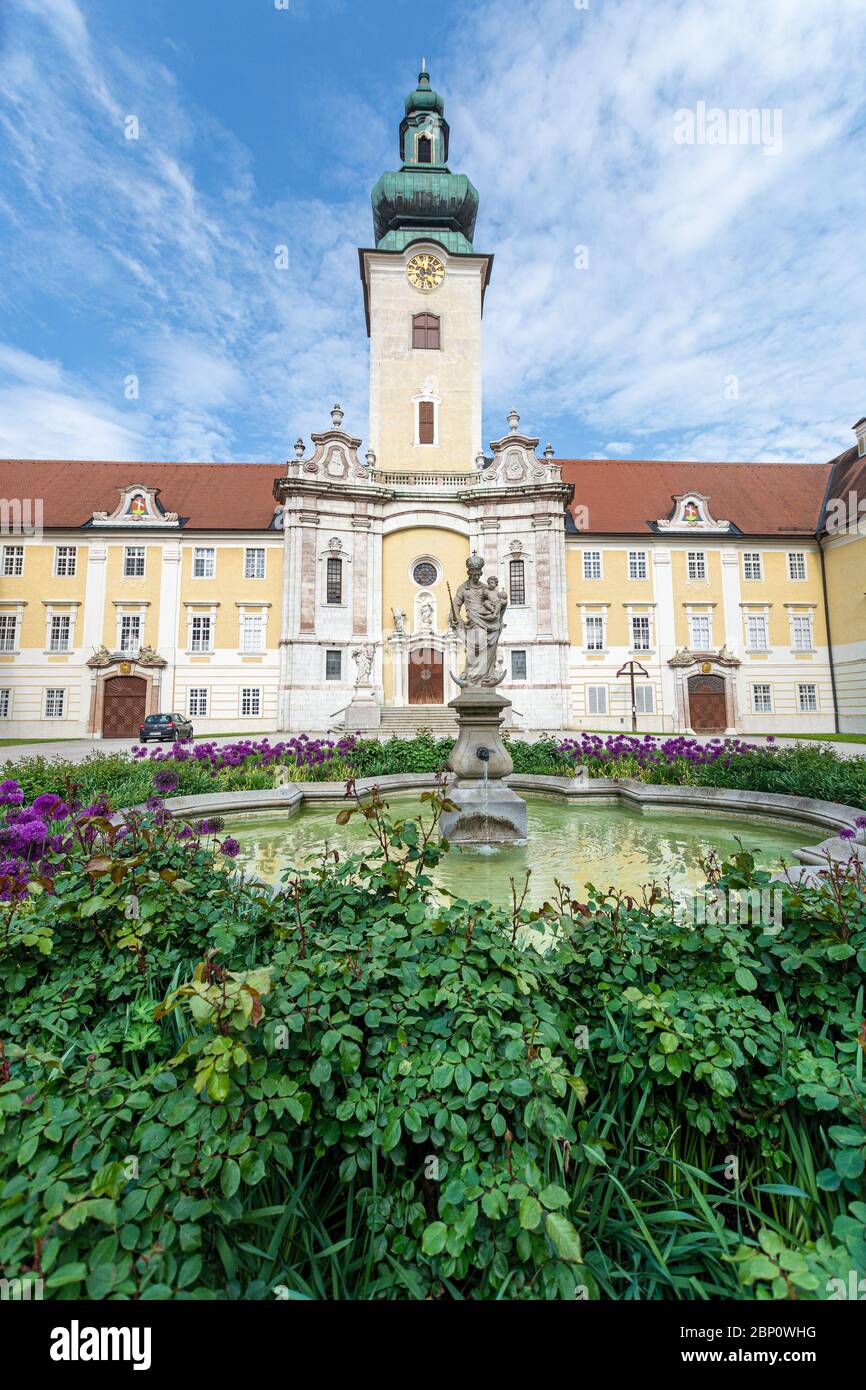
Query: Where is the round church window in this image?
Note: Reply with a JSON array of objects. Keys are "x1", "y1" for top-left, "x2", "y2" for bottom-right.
[{"x1": 412, "y1": 561, "x2": 438, "y2": 588}]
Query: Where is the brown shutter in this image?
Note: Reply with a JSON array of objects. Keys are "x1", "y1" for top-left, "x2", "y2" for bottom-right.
[
  {"x1": 412, "y1": 313, "x2": 441, "y2": 349},
  {"x1": 418, "y1": 401, "x2": 435, "y2": 444}
]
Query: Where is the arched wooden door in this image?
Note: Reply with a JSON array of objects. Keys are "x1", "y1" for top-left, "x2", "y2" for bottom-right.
[
  {"x1": 408, "y1": 647, "x2": 444, "y2": 705},
  {"x1": 687, "y1": 674, "x2": 727, "y2": 733},
  {"x1": 102, "y1": 676, "x2": 148, "y2": 738}
]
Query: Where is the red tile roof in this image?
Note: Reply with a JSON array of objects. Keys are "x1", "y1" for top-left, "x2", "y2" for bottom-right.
[
  {"x1": 820, "y1": 446, "x2": 866, "y2": 532},
  {"x1": 0, "y1": 460, "x2": 283, "y2": 530},
  {"x1": 558, "y1": 458, "x2": 832, "y2": 535}
]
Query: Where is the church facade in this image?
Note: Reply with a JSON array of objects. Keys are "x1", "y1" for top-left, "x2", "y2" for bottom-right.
[{"x1": 1, "y1": 70, "x2": 864, "y2": 740}]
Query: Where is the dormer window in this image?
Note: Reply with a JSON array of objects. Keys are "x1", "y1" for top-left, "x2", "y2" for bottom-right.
[
  {"x1": 417, "y1": 134, "x2": 432, "y2": 164},
  {"x1": 412, "y1": 313, "x2": 441, "y2": 350}
]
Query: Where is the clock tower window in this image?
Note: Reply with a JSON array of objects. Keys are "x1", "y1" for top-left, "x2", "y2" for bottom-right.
[
  {"x1": 412, "y1": 313, "x2": 441, "y2": 350},
  {"x1": 417, "y1": 134, "x2": 432, "y2": 164},
  {"x1": 417, "y1": 400, "x2": 436, "y2": 446}
]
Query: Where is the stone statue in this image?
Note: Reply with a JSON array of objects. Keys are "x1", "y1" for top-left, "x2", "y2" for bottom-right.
[
  {"x1": 419, "y1": 598, "x2": 434, "y2": 630},
  {"x1": 451, "y1": 552, "x2": 508, "y2": 687},
  {"x1": 391, "y1": 607, "x2": 407, "y2": 634},
  {"x1": 351, "y1": 643, "x2": 375, "y2": 688}
]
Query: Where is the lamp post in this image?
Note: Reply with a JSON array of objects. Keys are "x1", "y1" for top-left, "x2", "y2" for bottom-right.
[{"x1": 617, "y1": 659, "x2": 650, "y2": 733}]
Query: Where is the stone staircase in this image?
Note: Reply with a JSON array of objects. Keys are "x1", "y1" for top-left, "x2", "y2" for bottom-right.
[{"x1": 352, "y1": 706, "x2": 458, "y2": 738}]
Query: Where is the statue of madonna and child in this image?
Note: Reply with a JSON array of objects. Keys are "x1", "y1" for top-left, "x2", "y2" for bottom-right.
[{"x1": 448, "y1": 552, "x2": 508, "y2": 688}]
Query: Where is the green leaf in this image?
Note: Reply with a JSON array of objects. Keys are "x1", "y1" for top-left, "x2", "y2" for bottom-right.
[
  {"x1": 220, "y1": 1158, "x2": 241, "y2": 1199},
  {"x1": 519, "y1": 1195, "x2": 542, "y2": 1230},
  {"x1": 545, "y1": 1212, "x2": 583, "y2": 1263},
  {"x1": 539, "y1": 1183, "x2": 570, "y2": 1211},
  {"x1": 422, "y1": 1222, "x2": 447, "y2": 1256},
  {"x1": 734, "y1": 966, "x2": 758, "y2": 991}
]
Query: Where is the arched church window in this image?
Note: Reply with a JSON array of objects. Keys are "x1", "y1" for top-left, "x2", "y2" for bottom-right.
[
  {"x1": 326, "y1": 556, "x2": 343, "y2": 604},
  {"x1": 509, "y1": 559, "x2": 526, "y2": 606},
  {"x1": 417, "y1": 135, "x2": 432, "y2": 164},
  {"x1": 418, "y1": 400, "x2": 436, "y2": 445},
  {"x1": 412, "y1": 313, "x2": 441, "y2": 350}
]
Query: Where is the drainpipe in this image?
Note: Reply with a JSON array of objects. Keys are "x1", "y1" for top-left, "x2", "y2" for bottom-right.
[{"x1": 816, "y1": 532, "x2": 840, "y2": 736}]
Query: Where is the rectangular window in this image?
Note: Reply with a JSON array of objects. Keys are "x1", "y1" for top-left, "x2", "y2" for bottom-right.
[
  {"x1": 325, "y1": 650, "x2": 342, "y2": 681},
  {"x1": 746, "y1": 614, "x2": 768, "y2": 650},
  {"x1": 689, "y1": 614, "x2": 712, "y2": 649},
  {"x1": 240, "y1": 687, "x2": 261, "y2": 717},
  {"x1": 124, "y1": 546, "x2": 145, "y2": 578},
  {"x1": 326, "y1": 557, "x2": 343, "y2": 605},
  {"x1": 583, "y1": 551, "x2": 602, "y2": 580},
  {"x1": 634, "y1": 685, "x2": 655, "y2": 714},
  {"x1": 190, "y1": 616, "x2": 213, "y2": 653},
  {"x1": 193, "y1": 547, "x2": 215, "y2": 579},
  {"x1": 119, "y1": 614, "x2": 142, "y2": 656},
  {"x1": 241, "y1": 614, "x2": 264, "y2": 653},
  {"x1": 752, "y1": 683, "x2": 773, "y2": 714},
  {"x1": 49, "y1": 614, "x2": 72, "y2": 652},
  {"x1": 585, "y1": 614, "x2": 605, "y2": 651},
  {"x1": 0, "y1": 616, "x2": 18, "y2": 652},
  {"x1": 628, "y1": 551, "x2": 647, "y2": 580},
  {"x1": 509, "y1": 560, "x2": 526, "y2": 606},
  {"x1": 188, "y1": 688, "x2": 208, "y2": 718},
  {"x1": 2, "y1": 545, "x2": 24, "y2": 576},
  {"x1": 244, "y1": 548, "x2": 266, "y2": 579},
  {"x1": 792, "y1": 615, "x2": 813, "y2": 650},
  {"x1": 798, "y1": 683, "x2": 818, "y2": 713},
  {"x1": 788, "y1": 552, "x2": 807, "y2": 581},
  {"x1": 743, "y1": 552, "x2": 763, "y2": 580},
  {"x1": 54, "y1": 546, "x2": 77, "y2": 577},
  {"x1": 412, "y1": 313, "x2": 441, "y2": 350},
  {"x1": 44, "y1": 688, "x2": 65, "y2": 719},
  {"x1": 631, "y1": 615, "x2": 652, "y2": 650},
  {"x1": 0, "y1": 689, "x2": 9, "y2": 719},
  {"x1": 418, "y1": 400, "x2": 435, "y2": 445},
  {"x1": 687, "y1": 552, "x2": 706, "y2": 580},
  {"x1": 511, "y1": 650, "x2": 527, "y2": 681},
  {"x1": 587, "y1": 685, "x2": 608, "y2": 716}
]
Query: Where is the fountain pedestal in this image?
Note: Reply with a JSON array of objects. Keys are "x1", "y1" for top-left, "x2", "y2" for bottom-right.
[{"x1": 439, "y1": 688, "x2": 527, "y2": 846}]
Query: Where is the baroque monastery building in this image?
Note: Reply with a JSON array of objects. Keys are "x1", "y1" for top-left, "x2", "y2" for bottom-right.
[{"x1": 1, "y1": 70, "x2": 864, "y2": 739}]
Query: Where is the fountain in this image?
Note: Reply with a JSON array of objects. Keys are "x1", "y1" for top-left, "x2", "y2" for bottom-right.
[{"x1": 439, "y1": 553, "x2": 528, "y2": 846}]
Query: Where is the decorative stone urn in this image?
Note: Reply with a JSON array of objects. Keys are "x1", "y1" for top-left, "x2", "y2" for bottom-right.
[{"x1": 438, "y1": 555, "x2": 527, "y2": 846}]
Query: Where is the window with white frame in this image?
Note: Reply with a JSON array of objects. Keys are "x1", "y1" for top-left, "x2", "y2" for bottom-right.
[
  {"x1": 190, "y1": 615, "x2": 213, "y2": 653},
  {"x1": 325, "y1": 650, "x2": 342, "y2": 681},
  {"x1": 752, "y1": 684, "x2": 773, "y2": 714},
  {"x1": 798, "y1": 683, "x2": 818, "y2": 713},
  {"x1": 326, "y1": 557, "x2": 343, "y2": 605},
  {"x1": 119, "y1": 614, "x2": 142, "y2": 656},
  {"x1": 124, "y1": 546, "x2": 145, "y2": 578},
  {"x1": 44, "y1": 688, "x2": 65, "y2": 719},
  {"x1": 416, "y1": 398, "x2": 438, "y2": 446},
  {"x1": 583, "y1": 550, "x2": 602, "y2": 580},
  {"x1": 687, "y1": 551, "x2": 707, "y2": 580},
  {"x1": 193, "y1": 547, "x2": 216, "y2": 579},
  {"x1": 54, "y1": 546, "x2": 77, "y2": 577},
  {"x1": 630, "y1": 614, "x2": 652, "y2": 650},
  {"x1": 245, "y1": 548, "x2": 266, "y2": 580},
  {"x1": 0, "y1": 689, "x2": 10, "y2": 719},
  {"x1": 241, "y1": 614, "x2": 264, "y2": 653},
  {"x1": 791, "y1": 614, "x2": 814, "y2": 650},
  {"x1": 240, "y1": 687, "x2": 261, "y2": 717},
  {"x1": 689, "y1": 613, "x2": 712, "y2": 649},
  {"x1": 584, "y1": 614, "x2": 606, "y2": 651},
  {"x1": 511, "y1": 650, "x2": 527, "y2": 681},
  {"x1": 742, "y1": 552, "x2": 763, "y2": 581},
  {"x1": 188, "y1": 688, "x2": 208, "y2": 718},
  {"x1": 634, "y1": 685, "x2": 655, "y2": 714},
  {"x1": 2, "y1": 545, "x2": 24, "y2": 576},
  {"x1": 628, "y1": 551, "x2": 647, "y2": 580},
  {"x1": 587, "y1": 685, "x2": 608, "y2": 716},
  {"x1": 48, "y1": 614, "x2": 72, "y2": 652},
  {"x1": 0, "y1": 615, "x2": 18, "y2": 652},
  {"x1": 787, "y1": 552, "x2": 807, "y2": 581},
  {"x1": 745, "y1": 614, "x2": 769, "y2": 650}
]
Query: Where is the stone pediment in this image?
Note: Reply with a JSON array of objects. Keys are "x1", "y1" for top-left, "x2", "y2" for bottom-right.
[
  {"x1": 284, "y1": 404, "x2": 369, "y2": 485},
  {"x1": 656, "y1": 492, "x2": 733, "y2": 533},
  {"x1": 480, "y1": 412, "x2": 563, "y2": 487},
  {"x1": 90, "y1": 485, "x2": 180, "y2": 528}
]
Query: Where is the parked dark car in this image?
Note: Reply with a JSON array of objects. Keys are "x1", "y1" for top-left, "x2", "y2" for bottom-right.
[{"x1": 138, "y1": 713, "x2": 194, "y2": 743}]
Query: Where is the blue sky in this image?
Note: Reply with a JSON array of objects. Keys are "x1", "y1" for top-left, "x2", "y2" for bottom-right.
[{"x1": 0, "y1": 0, "x2": 863, "y2": 466}]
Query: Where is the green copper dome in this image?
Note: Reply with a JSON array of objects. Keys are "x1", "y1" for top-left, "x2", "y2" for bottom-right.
[{"x1": 371, "y1": 67, "x2": 479, "y2": 254}]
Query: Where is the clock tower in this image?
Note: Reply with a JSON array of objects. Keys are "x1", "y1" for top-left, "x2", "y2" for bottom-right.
[{"x1": 359, "y1": 67, "x2": 492, "y2": 473}]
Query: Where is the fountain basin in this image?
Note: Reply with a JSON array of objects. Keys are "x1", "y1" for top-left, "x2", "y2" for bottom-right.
[{"x1": 439, "y1": 778, "x2": 528, "y2": 846}]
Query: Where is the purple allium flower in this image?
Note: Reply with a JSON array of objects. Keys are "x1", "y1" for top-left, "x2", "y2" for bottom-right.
[
  {"x1": 153, "y1": 769, "x2": 179, "y2": 795},
  {"x1": 196, "y1": 817, "x2": 225, "y2": 835},
  {"x1": 855, "y1": 817, "x2": 866, "y2": 829},
  {"x1": 219, "y1": 837, "x2": 241, "y2": 859},
  {"x1": 839, "y1": 828, "x2": 856, "y2": 840},
  {"x1": 0, "y1": 779, "x2": 24, "y2": 807}
]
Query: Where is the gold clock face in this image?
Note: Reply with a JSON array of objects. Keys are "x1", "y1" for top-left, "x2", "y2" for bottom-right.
[{"x1": 406, "y1": 252, "x2": 445, "y2": 293}]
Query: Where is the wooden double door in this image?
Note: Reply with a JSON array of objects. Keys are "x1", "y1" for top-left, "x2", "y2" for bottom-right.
[
  {"x1": 102, "y1": 676, "x2": 148, "y2": 738},
  {"x1": 688, "y1": 674, "x2": 727, "y2": 733},
  {"x1": 408, "y1": 647, "x2": 444, "y2": 705}
]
